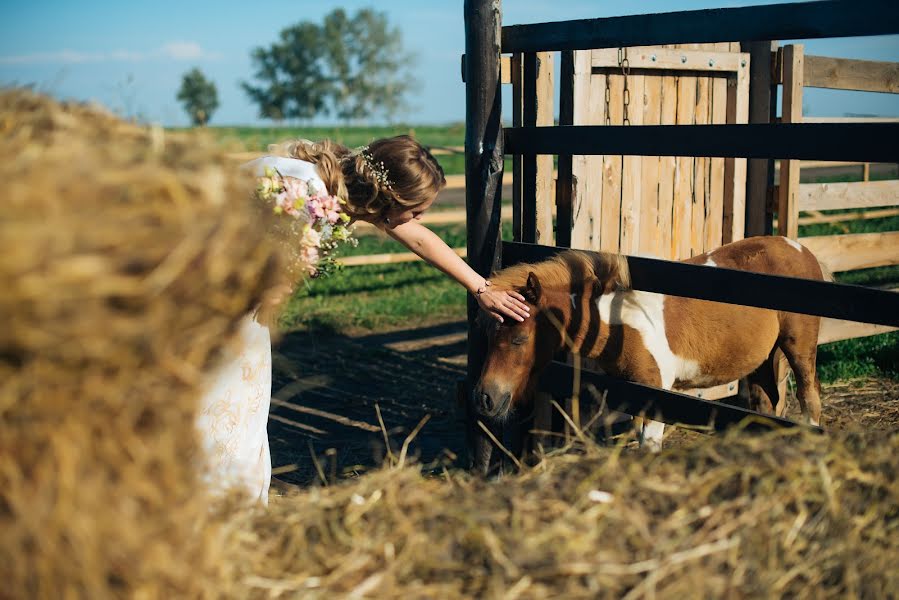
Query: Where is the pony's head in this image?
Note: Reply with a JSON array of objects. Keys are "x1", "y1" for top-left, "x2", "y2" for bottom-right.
[{"x1": 473, "y1": 250, "x2": 629, "y2": 420}]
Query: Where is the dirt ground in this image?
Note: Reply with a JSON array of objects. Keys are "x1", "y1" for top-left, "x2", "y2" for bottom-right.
[{"x1": 270, "y1": 320, "x2": 899, "y2": 485}]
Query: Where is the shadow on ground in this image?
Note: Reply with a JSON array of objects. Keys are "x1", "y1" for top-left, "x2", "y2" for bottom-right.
[{"x1": 269, "y1": 320, "x2": 468, "y2": 485}]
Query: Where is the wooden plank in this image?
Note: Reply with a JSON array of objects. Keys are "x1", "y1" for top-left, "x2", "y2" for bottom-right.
[
  {"x1": 504, "y1": 123, "x2": 899, "y2": 162},
  {"x1": 341, "y1": 247, "x2": 468, "y2": 267},
  {"x1": 619, "y1": 60, "x2": 645, "y2": 255},
  {"x1": 804, "y1": 55, "x2": 899, "y2": 93},
  {"x1": 569, "y1": 50, "x2": 594, "y2": 251},
  {"x1": 819, "y1": 320, "x2": 897, "y2": 344},
  {"x1": 742, "y1": 42, "x2": 776, "y2": 238},
  {"x1": 502, "y1": 241, "x2": 899, "y2": 328},
  {"x1": 731, "y1": 58, "x2": 749, "y2": 242},
  {"x1": 501, "y1": 1, "x2": 899, "y2": 53},
  {"x1": 639, "y1": 74, "x2": 662, "y2": 257},
  {"x1": 706, "y1": 71, "x2": 728, "y2": 249},
  {"x1": 777, "y1": 44, "x2": 804, "y2": 240},
  {"x1": 571, "y1": 50, "x2": 597, "y2": 249},
  {"x1": 657, "y1": 73, "x2": 678, "y2": 259},
  {"x1": 585, "y1": 71, "x2": 605, "y2": 251},
  {"x1": 691, "y1": 74, "x2": 710, "y2": 256},
  {"x1": 800, "y1": 232, "x2": 899, "y2": 272},
  {"x1": 681, "y1": 380, "x2": 739, "y2": 401},
  {"x1": 593, "y1": 47, "x2": 745, "y2": 73},
  {"x1": 535, "y1": 52, "x2": 556, "y2": 246},
  {"x1": 600, "y1": 72, "x2": 624, "y2": 253},
  {"x1": 673, "y1": 73, "x2": 697, "y2": 258},
  {"x1": 541, "y1": 361, "x2": 811, "y2": 433},
  {"x1": 799, "y1": 180, "x2": 899, "y2": 211}
]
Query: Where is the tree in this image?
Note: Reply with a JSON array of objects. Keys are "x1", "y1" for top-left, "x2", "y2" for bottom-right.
[
  {"x1": 242, "y1": 9, "x2": 417, "y2": 123},
  {"x1": 177, "y1": 68, "x2": 219, "y2": 126}
]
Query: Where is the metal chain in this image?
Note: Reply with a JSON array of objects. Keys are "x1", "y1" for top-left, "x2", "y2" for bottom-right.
[
  {"x1": 604, "y1": 64, "x2": 611, "y2": 126},
  {"x1": 618, "y1": 47, "x2": 631, "y2": 125}
]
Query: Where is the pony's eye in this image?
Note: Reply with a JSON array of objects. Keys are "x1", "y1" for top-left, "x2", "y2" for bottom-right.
[{"x1": 511, "y1": 335, "x2": 528, "y2": 346}]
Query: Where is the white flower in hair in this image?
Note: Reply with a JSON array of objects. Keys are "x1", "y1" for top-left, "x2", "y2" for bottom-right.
[{"x1": 356, "y1": 145, "x2": 393, "y2": 191}]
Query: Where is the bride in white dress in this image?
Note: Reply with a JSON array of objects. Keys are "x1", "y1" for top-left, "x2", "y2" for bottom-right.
[{"x1": 195, "y1": 137, "x2": 532, "y2": 503}]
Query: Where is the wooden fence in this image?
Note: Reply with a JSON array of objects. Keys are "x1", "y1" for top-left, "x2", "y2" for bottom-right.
[{"x1": 462, "y1": 0, "x2": 899, "y2": 471}]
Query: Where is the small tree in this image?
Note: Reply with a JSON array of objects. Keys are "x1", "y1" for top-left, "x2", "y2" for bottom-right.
[
  {"x1": 177, "y1": 68, "x2": 219, "y2": 126},
  {"x1": 242, "y1": 8, "x2": 416, "y2": 123}
]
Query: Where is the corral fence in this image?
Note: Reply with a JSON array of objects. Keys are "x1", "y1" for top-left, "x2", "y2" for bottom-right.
[{"x1": 462, "y1": 0, "x2": 899, "y2": 470}]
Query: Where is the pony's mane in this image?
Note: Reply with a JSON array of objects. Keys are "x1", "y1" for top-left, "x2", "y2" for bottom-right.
[{"x1": 490, "y1": 250, "x2": 630, "y2": 294}]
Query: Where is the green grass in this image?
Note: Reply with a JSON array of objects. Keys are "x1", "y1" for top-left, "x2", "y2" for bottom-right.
[{"x1": 818, "y1": 332, "x2": 899, "y2": 383}]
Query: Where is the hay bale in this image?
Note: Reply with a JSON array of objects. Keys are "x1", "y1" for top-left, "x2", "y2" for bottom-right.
[
  {"x1": 0, "y1": 90, "x2": 279, "y2": 597},
  {"x1": 226, "y1": 429, "x2": 898, "y2": 599}
]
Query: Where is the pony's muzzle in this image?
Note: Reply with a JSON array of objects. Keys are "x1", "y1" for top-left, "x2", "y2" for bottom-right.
[{"x1": 473, "y1": 383, "x2": 512, "y2": 419}]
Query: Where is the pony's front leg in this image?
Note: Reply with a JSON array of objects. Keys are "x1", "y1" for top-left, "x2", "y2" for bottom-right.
[
  {"x1": 639, "y1": 420, "x2": 666, "y2": 452},
  {"x1": 632, "y1": 365, "x2": 666, "y2": 452}
]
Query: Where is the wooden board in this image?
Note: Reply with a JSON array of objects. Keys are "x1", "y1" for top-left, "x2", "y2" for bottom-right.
[
  {"x1": 800, "y1": 232, "x2": 899, "y2": 272},
  {"x1": 569, "y1": 50, "x2": 596, "y2": 251},
  {"x1": 535, "y1": 52, "x2": 555, "y2": 246},
  {"x1": 619, "y1": 62, "x2": 645, "y2": 254},
  {"x1": 802, "y1": 55, "x2": 899, "y2": 94},
  {"x1": 638, "y1": 74, "x2": 663, "y2": 257},
  {"x1": 593, "y1": 47, "x2": 746, "y2": 73},
  {"x1": 777, "y1": 44, "x2": 804, "y2": 239},
  {"x1": 706, "y1": 68, "x2": 728, "y2": 249},
  {"x1": 691, "y1": 73, "x2": 710, "y2": 256},
  {"x1": 672, "y1": 72, "x2": 697, "y2": 258},
  {"x1": 657, "y1": 73, "x2": 678, "y2": 259},
  {"x1": 799, "y1": 180, "x2": 899, "y2": 211},
  {"x1": 600, "y1": 73, "x2": 624, "y2": 253}
]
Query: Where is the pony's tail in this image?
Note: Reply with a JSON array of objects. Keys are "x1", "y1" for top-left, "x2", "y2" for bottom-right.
[
  {"x1": 591, "y1": 251, "x2": 631, "y2": 292},
  {"x1": 614, "y1": 253, "x2": 631, "y2": 290}
]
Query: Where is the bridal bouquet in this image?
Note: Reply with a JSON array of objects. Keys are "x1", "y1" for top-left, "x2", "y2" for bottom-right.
[{"x1": 254, "y1": 167, "x2": 356, "y2": 277}]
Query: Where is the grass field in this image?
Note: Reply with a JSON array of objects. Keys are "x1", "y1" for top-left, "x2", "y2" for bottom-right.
[{"x1": 210, "y1": 127, "x2": 898, "y2": 383}]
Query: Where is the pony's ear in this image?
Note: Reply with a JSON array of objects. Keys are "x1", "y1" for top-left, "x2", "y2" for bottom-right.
[{"x1": 523, "y1": 271, "x2": 542, "y2": 304}]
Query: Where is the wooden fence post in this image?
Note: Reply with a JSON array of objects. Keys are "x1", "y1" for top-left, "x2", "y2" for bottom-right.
[
  {"x1": 464, "y1": 0, "x2": 504, "y2": 473},
  {"x1": 743, "y1": 41, "x2": 778, "y2": 237},
  {"x1": 778, "y1": 44, "x2": 804, "y2": 239}
]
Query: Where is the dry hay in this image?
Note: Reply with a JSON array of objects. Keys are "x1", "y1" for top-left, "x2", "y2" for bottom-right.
[
  {"x1": 0, "y1": 89, "x2": 279, "y2": 597},
  {"x1": 215, "y1": 426, "x2": 895, "y2": 600},
  {"x1": 2, "y1": 90, "x2": 898, "y2": 599}
]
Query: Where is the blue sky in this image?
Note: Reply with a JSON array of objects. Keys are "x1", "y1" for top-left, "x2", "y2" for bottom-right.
[{"x1": 1, "y1": 1, "x2": 897, "y2": 126}]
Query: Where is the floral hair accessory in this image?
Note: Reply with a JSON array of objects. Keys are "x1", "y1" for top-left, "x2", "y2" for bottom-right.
[
  {"x1": 356, "y1": 146, "x2": 393, "y2": 191},
  {"x1": 254, "y1": 166, "x2": 356, "y2": 278}
]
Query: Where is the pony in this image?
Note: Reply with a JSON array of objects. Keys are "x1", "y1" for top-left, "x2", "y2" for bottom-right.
[{"x1": 473, "y1": 236, "x2": 829, "y2": 450}]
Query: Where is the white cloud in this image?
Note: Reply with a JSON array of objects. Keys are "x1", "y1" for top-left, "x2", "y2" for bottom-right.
[{"x1": 0, "y1": 42, "x2": 221, "y2": 65}]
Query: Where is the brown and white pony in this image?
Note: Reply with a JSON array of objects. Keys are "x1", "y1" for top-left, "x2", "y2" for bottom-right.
[{"x1": 474, "y1": 236, "x2": 828, "y2": 450}]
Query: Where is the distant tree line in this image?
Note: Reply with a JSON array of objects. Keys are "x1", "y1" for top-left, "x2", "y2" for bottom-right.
[{"x1": 176, "y1": 8, "x2": 416, "y2": 126}]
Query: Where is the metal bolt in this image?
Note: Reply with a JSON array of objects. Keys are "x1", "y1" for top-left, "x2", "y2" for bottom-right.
[
  {"x1": 709, "y1": 59, "x2": 715, "y2": 67},
  {"x1": 741, "y1": 59, "x2": 747, "y2": 67},
  {"x1": 681, "y1": 55, "x2": 687, "y2": 63},
  {"x1": 651, "y1": 54, "x2": 657, "y2": 62}
]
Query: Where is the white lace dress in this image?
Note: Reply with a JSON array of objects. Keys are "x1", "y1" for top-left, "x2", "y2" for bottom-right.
[
  {"x1": 196, "y1": 314, "x2": 273, "y2": 504},
  {"x1": 195, "y1": 156, "x2": 326, "y2": 504}
]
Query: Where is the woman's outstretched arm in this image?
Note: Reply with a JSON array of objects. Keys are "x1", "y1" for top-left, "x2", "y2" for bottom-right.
[{"x1": 384, "y1": 220, "x2": 530, "y2": 323}]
